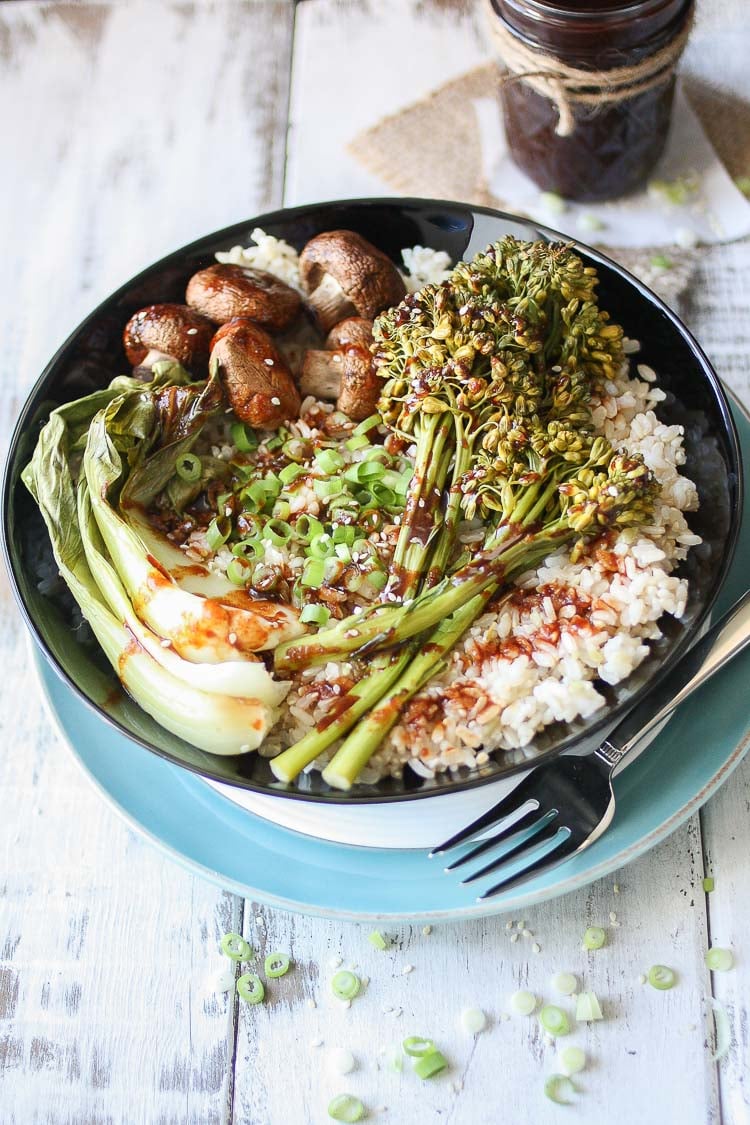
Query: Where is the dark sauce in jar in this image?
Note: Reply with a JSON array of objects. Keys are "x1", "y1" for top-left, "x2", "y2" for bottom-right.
[{"x1": 490, "y1": 0, "x2": 694, "y2": 201}]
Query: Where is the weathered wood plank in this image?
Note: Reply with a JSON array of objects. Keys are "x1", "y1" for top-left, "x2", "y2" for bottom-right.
[{"x1": 0, "y1": 2, "x2": 294, "y2": 1122}]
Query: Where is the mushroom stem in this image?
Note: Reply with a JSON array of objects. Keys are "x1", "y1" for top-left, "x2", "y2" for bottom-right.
[
  {"x1": 306, "y1": 272, "x2": 356, "y2": 332},
  {"x1": 299, "y1": 350, "x2": 343, "y2": 400}
]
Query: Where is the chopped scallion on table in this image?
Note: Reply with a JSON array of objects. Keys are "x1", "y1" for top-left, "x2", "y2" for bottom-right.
[
  {"x1": 647, "y1": 964, "x2": 676, "y2": 991},
  {"x1": 558, "y1": 1046, "x2": 587, "y2": 1076},
  {"x1": 220, "y1": 932, "x2": 251, "y2": 961},
  {"x1": 264, "y1": 951, "x2": 291, "y2": 978},
  {"x1": 330, "y1": 970, "x2": 360, "y2": 1001},
  {"x1": 328, "y1": 1094, "x2": 365, "y2": 1122},
  {"x1": 368, "y1": 930, "x2": 388, "y2": 951},
  {"x1": 539, "y1": 1005, "x2": 570, "y2": 1037},
  {"x1": 583, "y1": 926, "x2": 607, "y2": 950},
  {"x1": 575, "y1": 991, "x2": 603, "y2": 1020},
  {"x1": 544, "y1": 1074, "x2": 577, "y2": 1104},
  {"x1": 413, "y1": 1050, "x2": 448, "y2": 1080},
  {"x1": 705, "y1": 947, "x2": 734, "y2": 972},
  {"x1": 509, "y1": 990, "x2": 537, "y2": 1016},
  {"x1": 236, "y1": 972, "x2": 265, "y2": 1004},
  {"x1": 402, "y1": 1036, "x2": 435, "y2": 1058}
]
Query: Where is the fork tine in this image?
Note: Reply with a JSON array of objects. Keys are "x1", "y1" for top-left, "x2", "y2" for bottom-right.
[
  {"x1": 429, "y1": 769, "x2": 546, "y2": 857},
  {"x1": 477, "y1": 830, "x2": 579, "y2": 899},
  {"x1": 461, "y1": 819, "x2": 561, "y2": 885},
  {"x1": 444, "y1": 805, "x2": 542, "y2": 872}
]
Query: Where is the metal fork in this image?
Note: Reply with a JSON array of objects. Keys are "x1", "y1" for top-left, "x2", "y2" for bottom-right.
[{"x1": 430, "y1": 589, "x2": 750, "y2": 900}]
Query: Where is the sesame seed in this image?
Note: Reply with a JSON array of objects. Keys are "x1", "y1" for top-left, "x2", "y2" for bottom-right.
[
  {"x1": 306, "y1": 998, "x2": 317, "y2": 1009},
  {"x1": 638, "y1": 974, "x2": 647, "y2": 985},
  {"x1": 228, "y1": 632, "x2": 237, "y2": 644},
  {"x1": 270, "y1": 396, "x2": 281, "y2": 406},
  {"x1": 505, "y1": 921, "x2": 514, "y2": 930},
  {"x1": 613, "y1": 883, "x2": 620, "y2": 894},
  {"x1": 333, "y1": 353, "x2": 342, "y2": 362},
  {"x1": 422, "y1": 925, "x2": 432, "y2": 935},
  {"x1": 522, "y1": 929, "x2": 533, "y2": 939},
  {"x1": 402, "y1": 964, "x2": 414, "y2": 975},
  {"x1": 264, "y1": 358, "x2": 274, "y2": 366},
  {"x1": 609, "y1": 911, "x2": 617, "y2": 922},
  {"x1": 160, "y1": 638, "x2": 172, "y2": 648},
  {"x1": 186, "y1": 327, "x2": 198, "y2": 335},
  {"x1": 382, "y1": 1005, "x2": 393, "y2": 1013},
  {"x1": 310, "y1": 1038, "x2": 323, "y2": 1048},
  {"x1": 510, "y1": 933, "x2": 519, "y2": 944},
  {"x1": 532, "y1": 943, "x2": 541, "y2": 954}
]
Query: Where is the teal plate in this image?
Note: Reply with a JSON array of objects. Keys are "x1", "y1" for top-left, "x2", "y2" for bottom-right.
[{"x1": 34, "y1": 399, "x2": 750, "y2": 922}]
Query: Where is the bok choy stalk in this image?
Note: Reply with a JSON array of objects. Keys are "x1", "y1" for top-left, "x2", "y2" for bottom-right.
[
  {"x1": 22, "y1": 366, "x2": 288, "y2": 753},
  {"x1": 82, "y1": 371, "x2": 303, "y2": 662}
]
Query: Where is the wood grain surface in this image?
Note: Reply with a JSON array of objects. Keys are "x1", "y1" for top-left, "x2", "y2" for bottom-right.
[{"x1": 1, "y1": 2, "x2": 748, "y2": 1123}]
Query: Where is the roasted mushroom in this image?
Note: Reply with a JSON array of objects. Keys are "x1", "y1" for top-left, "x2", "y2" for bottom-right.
[
  {"x1": 122, "y1": 304, "x2": 215, "y2": 373},
  {"x1": 300, "y1": 317, "x2": 381, "y2": 421},
  {"x1": 210, "y1": 318, "x2": 301, "y2": 429},
  {"x1": 186, "y1": 264, "x2": 301, "y2": 333},
  {"x1": 299, "y1": 231, "x2": 405, "y2": 333}
]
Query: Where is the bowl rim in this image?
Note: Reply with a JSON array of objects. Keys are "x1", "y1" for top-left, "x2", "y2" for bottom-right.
[{"x1": 2, "y1": 196, "x2": 744, "y2": 805}]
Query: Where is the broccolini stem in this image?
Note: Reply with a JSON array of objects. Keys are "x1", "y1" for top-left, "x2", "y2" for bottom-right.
[
  {"x1": 268, "y1": 645, "x2": 416, "y2": 784},
  {"x1": 321, "y1": 593, "x2": 491, "y2": 791}
]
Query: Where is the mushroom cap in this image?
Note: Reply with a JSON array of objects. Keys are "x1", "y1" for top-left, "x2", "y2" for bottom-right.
[
  {"x1": 186, "y1": 264, "x2": 301, "y2": 333},
  {"x1": 122, "y1": 304, "x2": 215, "y2": 370},
  {"x1": 210, "y1": 318, "x2": 301, "y2": 429},
  {"x1": 324, "y1": 317, "x2": 374, "y2": 351},
  {"x1": 299, "y1": 231, "x2": 405, "y2": 324}
]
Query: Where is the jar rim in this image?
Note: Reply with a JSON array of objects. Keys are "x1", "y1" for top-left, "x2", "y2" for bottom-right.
[{"x1": 494, "y1": 0, "x2": 688, "y2": 25}]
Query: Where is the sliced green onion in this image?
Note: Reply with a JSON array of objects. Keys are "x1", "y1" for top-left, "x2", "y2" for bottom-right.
[
  {"x1": 282, "y1": 437, "x2": 310, "y2": 462},
  {"x1": 308, "y1": 533, "x2": 335, "y2": 560},
  {"x1": 232, "y1": 537, "x2": 265, "y2": 561},
  {"x1": 242, "y1": 480, "x2": 271, "y2": 512},
  {"x1": 323, "y1": 557, "x2": 346, "y2": 584},
  {"x1": 370, "y1": 482, "x2": 397, "y2": 507},
  {"x1": 279, "y1": 462, "x2": 304, "y2": 486},
  {"x1": 227, "y1": 557, "x2": 251, "y2": 586},
  {"x1": 575, "y1": 991, "x2": 603, "y2": 1020},
  {"x1": 650, "y1": 254, "x2": 673, "y2": 270},
  {"x1": 313, "y1": 477, "x2": 342, "y2": 501},
  {"x1": 315, "y1": 448, "x2": 345, "y2": 475},
  {"x1": 705, "y1": 947, "x2": 734, "y2": 972},
  {"x1": 403, "y1": 1036, "x2": 435, "y2": 1057},
  {"x1": 272, "y1": 498, "x2": 291, "y2": 521},
  {"x1": 264, "y1": 518, "x2": 293, "y2": 546},
  {"x1": 710, "y1": 999, "x2": 731, "y2": 1062},
  {"x1": 331, "y1": 970, "x2": 360, "y2": 1001},
  {"x1": 461, "y1": 1008, "x2": 487, "y2": 1034},
  {"x1": 368, "y1": 929, "x2": 388, "y2": 951},
  {"x1": 550, "y1": 972, "x2": 578, "y2": 996},
  {"x1": 583, "y1": 926, "x2": 606, "y2": 950},
  {"x1": 353, "y1": 413, "x2": 381, "y2": 436},
  {"x1": 262, "y1": 473, "x2": 282, "y2": 499},
  {"x1": 364, "y1": 570, "x2": 388, "y2": 592},
  {"x1": 539, "y1": 1005, "x2": 570, "y2": 1037},
  {"x1": 351, "y1": 460, "x2": 385, "y2": 484},
  {"x1": 510, "y1": 990, "x2": 537, "y2": 1016},
  {"x1": 206, "y1": 515, "x2": 232, "y2": 551},
  {"x1": 647, "y1": 964, "x2": 676, "y2": 991},
  {"x1": 358, "y1": 509, "x2": 384, "y2": 534},
  {"x1": 329, "y1": 496, "x2": 360, "y2": 515},
  {"x1": 251, "y1": 563, "x2": 277, "y2": 591},
  {"x1": 300, "y1": 604, "x2": 331, "y2": 627},
  {"x1": 264, "y1": 951, "x2": 291, "y2": 978},
  {"x1": 414, "y1": 1050, "x2": 448, "y2": 1079},
  {"x1": 345, "y1": 434, "x2": 370, "y2": 452},
  {"x1": 328, "y1": 1094, "x2": 365, "y2": 1123},
  {"x1": 264, "y1": 435, "x2": 283, "y2": 452},
  {"x1": 237, "y1": 972, "x2": 265, "y2": 1004},
  {"x1": 544, "y1": 1075, "x2": 577, "y2": 1105},
  {"x1": 175, "y1": 453, "x2": 202, "y2": 482},
  {"x1": 231, "y1": 421, "x2": 257, "y2": 452},
  {"x1": 335, "y1": 543, "x2": 352, "y2": 563},
  {"x1": 558, "y1": 1046, "x2": 586, "y2": 1076},
  {"x1": 362, "y1": 446, "x2": 390, "y2": 464},
  {"x1": 333, "y1": 525, "x2": 356, "y2": 546},
  {"x1": 295, "y1": 514, "x2": 324, "y2": 543},
  {"x1": 703, "y1": 876, "x2": 715, "y2": 893},
  {"x1": 220, "y1": 932, "x2": 252, "y2": 961}
]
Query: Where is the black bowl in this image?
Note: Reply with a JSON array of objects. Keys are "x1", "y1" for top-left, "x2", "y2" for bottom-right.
[{"x1": 2, "y1": 198, "x2": 743, "y2": 803}]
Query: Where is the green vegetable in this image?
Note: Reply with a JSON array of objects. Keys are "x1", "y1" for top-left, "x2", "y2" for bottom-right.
[
  {"x1": 575, "y1": 991, "x2": 603, "y2": 1020},
  {"x1": 331, "y1": 970, "x2": 360, "y2": 1001},
  {"x1": 175, "y1": 452, "x2": 202, "y2": 482},
  {"x1": 583, "y1": 926, "x2": 607, "y2": 950},
  {"x1": 544, "y1": 1075, "x2": 577, "y2": 1105},
  {"x1": 413, "y1": 1050, "x2": 448, "y2": 1079},
  {"x1": 328, "y1": 1094, "x2": 365, "y2": 1122},
  {"x1": 22, "y1": 362, "x2": 295, "y2": 757},
  {"x1": 368, "y1": 930, "x2": 389, "y2": 951},
  {"x1": 539, "y1": 1006, "x2": 570, "y2": 1037},
  {"x1": 237, "y1": 972, "x2": 265, "y2": 1004},
  {"x1": 703, "y1": 877, "x2": 715, "y2": 893},
  {"x1": 558, "y1": 1046, "x2": 586, "y2": 1076},
  {"x1": 402, "y1": 1037, "x2": 435, "y2": 1057},
  {"x1": 221, "y1": 932, "x2": 252, "y2": 961},
  {"x1": 300, "y1": 558, "x2": 327, "y2": 589},
  {"x1": 206, "y1": 515, "x2": 232, "y2": 551},
  {"x1": 279, "y1": 462, "x2": 304, "y2": 485},
  {"x1": 315, "y1": 448, "x2": 345, "y2": 475},
  {"x1": 705, "y1": 947, "x2": 734, "y2": 972},
  {"x1": 510, "y1": 990, "x2": 537, "y2": 1016},
  {"x1": 231, "y1": 420, "x2": 257, "y2": 452},
  {"x1": 650, "y1": 254, "x2": 673, "y2": 270},
  {"x1": 647, "y1": 965, "x2": 676, "y2": 991},
  {"x1": 550, "y1": 972, "x2": 578, "y2": 996},
  {"x1": 299, "y1": 604, "x2": 331, "y2": 627},
  {"x1": 353, "y1": 413, "x2": 381, "y2": 435},
  {"x1": 264, "y1": 952, "x2": 291, "y2": 978}
]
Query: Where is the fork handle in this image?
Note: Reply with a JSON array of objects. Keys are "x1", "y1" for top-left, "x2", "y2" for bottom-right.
[{"x1": 595, "y1": 588, "x2": 750, "y2": 770}]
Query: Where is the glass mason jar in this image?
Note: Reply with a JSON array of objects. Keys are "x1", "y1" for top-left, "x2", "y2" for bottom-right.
[{"x1": 490, "y1": 0, "x2": 695, "y2": 202}]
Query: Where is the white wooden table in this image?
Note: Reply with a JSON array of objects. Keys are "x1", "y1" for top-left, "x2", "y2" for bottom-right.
[{"x1": 1, "y1": 3, "x2": 748, "y2": 1123}]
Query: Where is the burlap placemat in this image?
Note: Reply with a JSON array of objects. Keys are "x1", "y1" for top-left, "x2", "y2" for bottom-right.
[{"x1": 348, "y1": 60, "x2": 747, "y2": 307}]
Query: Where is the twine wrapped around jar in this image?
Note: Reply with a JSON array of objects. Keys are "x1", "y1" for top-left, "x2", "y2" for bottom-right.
[{"x1": 485, "y1": 0, "x2": 694, "y2": 137}]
